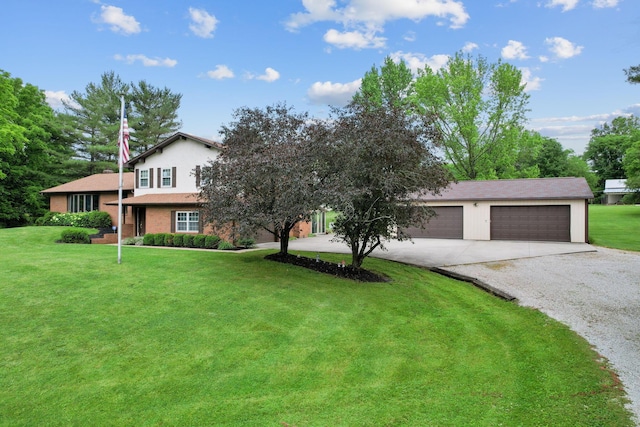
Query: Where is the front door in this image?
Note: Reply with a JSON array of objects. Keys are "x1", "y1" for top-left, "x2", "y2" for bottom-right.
[{"x1": 136, "y1": 207, "x2": 146, "y2": 236}]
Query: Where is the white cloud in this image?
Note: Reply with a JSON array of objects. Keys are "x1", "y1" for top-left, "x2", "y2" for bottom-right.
[
  {"x1": 323, "y1": 28, "x2": 386, "y2": 49},
  {"x1": 501, "y1": 40, "x2": 529, "y2": 60},
  {"x1": 545, "y1": 36, "x2": 583, "y2": 59},
  {"x1": 539, "y1": 55, "x2": 549, "y2": 62},
  {"x1": 462, "y1": 42, "x2": 479, "y2": 53},
  {"x1": 94, "y1": 5, "x2": 141, "y2": 35},
  {"x1": 44, "y1": 90, "x2": 71, "y2": 110},
  {"x1": 390, "y1": 51, "x2": 449, "y2": 74},
  {"x1": 188, "y1": 7, "x2": 218, "y2": 38},
  {"x1": 519, "y1": 67, "x2": 543, "y2": 91},
  {"x1": 204, "y1": 65, "x2": 234, "y2": 80},
  {"x1": 307, "y1": 79, "x2": 362, "y2": 106},
  {"x1": 592, "y1": 0, "x2": 619, "y2": 8},
  {"x1": 256, "y1": 67, "x2": 281, "y2": 82},
  {"x1": 544, "y1": 0, "x2": 579, "y2": 12},
  {"x1": 404, "y1": 31, "x2": 417, "y2": 42},
  {"x1": 114, "y1": 54, "x2": 177, "y2": 67}
]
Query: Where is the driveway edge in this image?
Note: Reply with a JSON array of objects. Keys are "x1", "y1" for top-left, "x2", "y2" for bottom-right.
[{"x1": 430, "y1": 267, "x2": 518, "y2": 302}]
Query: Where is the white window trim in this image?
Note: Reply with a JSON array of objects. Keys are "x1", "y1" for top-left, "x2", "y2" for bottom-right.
[
  {"x1": 139, "y1": 169, "x2": 149, "y2": 188},
  {"x1": 162, "y1": 168, "x2": 172, "y2": 188},
  {"x1": 176, "y1": 211, "x2": 199, "y2": 233}
]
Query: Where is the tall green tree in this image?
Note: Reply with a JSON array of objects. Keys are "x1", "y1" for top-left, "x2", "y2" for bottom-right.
[
  {"x1": 130, "y1": 80, "x2": 182, "y2": 152},
  {"x1": 352, "y1": 56, "x2": 414, "y2": 110},
  {"x1": 61, "y1": 71, "x2": 128, "y2": 175},
  {"x1": 584, "y1": 116, "x2": 640, "y2": 190},
  {"x1": 0, "y1": 70, "x2": 73, "y2": 227},
  {"x1": 413, "y1": 52, "x2": 530, "y2": 180}
]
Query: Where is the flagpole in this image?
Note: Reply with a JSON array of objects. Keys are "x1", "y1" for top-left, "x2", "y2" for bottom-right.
[{"x1": 117, "y1": 95, "x2": 125, "y2": 264}]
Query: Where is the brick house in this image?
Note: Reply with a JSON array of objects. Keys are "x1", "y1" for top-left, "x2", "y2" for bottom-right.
[{"x1": 42, "y1": 132, "x2": 311, "y2": 243}]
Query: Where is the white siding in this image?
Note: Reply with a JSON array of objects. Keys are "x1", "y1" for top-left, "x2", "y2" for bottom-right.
[
  {"x1": 423, "y1": 199, "x2": 587, "y2": 243},
  {"x1": 134, "y1": 138, "x2": 220, "y2": 196}
]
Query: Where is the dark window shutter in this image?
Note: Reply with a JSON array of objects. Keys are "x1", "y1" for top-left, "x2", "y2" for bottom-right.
[
  {"x1": 172, "y1": 167, "x2": 177, "y2": 188},
  {"x1": 149, "y1": 168, "x2": 154, "y2": 188},
  {"x1": 157, "y1": 168, "x2": 162, "y2": 188},
  {"x1": 198, "y1": 210, "x2": 203, "y2": 233},
  {"x1": 195, "y1": 165, "x2": 201, "y2": 187},
  {"x1": 171, "y1": 211, "x2": 176, "y2": 233},
  {"x1": 135, "y1": 169, "x2": 139, "y2": 188}
]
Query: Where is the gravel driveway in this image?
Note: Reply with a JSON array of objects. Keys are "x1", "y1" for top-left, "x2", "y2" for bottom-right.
[{"x1": 444, "y1": 247, "x2": 640, "y2": 425}]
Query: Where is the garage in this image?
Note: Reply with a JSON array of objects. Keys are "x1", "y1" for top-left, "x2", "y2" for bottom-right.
[
  {"x1": 490, "y1": 205, "x2": 571, "y2": 242},
  {"x1": 400, "y1": 206, "x2": 463, "y2": 239}
]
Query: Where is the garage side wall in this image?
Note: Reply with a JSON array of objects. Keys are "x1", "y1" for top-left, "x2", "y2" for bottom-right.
[{"x1": 423, "y1": 199, "x2": 587, "y2": 243}]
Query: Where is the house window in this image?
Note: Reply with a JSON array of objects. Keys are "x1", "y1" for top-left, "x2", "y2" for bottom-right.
[
  {"x1": 139, "y1": 169, "x2": 149, "y2": 188},
  {"x1": 176, "y1": 211, "x2": 199, "y2": 232},
  {"x1": 162, "y1": 168, "x2": 172, "y2": 187},
  {"x1": 68, "y1": 194, "x2": 99, "y2": 213}
]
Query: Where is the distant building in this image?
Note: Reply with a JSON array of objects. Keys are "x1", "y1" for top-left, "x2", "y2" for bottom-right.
[{"x1": 603, "y1": 179, "x2": 632, "y2": 205}]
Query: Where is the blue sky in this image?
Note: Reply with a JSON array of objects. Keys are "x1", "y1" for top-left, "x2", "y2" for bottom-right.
[{"x1": 1, "y1": 0, "x2": 638, "y2": 154}]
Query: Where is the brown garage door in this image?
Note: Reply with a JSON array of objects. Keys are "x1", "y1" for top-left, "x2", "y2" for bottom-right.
[
  {"x1": 400, "y1": 206, "x2": 463, "y2": 239},
  {"x1": 490, "y1": 205, "x2": 570, "y2": 242}
]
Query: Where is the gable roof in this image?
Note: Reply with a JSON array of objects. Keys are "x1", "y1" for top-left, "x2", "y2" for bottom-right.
[
  {"x1": 603, "y1": 179, "x2": 631, "y2": 194},
  {"x1": 127, "y1": 132, "x2": 222, "y2": 167},
  {"x1": 414, "y1": 177, "x2": 594, "y2": 202},
  {"x1": 41, "y1": 171, "x2": 134, "y2": 194}
]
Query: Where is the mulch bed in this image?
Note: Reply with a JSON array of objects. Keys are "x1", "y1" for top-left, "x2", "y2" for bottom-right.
[{"x1": 265, "y1": 252, "x2": 390, "y2": 283}]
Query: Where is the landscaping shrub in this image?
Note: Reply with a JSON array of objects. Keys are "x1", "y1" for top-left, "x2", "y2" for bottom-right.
[
  {"x1": 193, "y1": 234, "x2": 206, "y2": 248},
  {"x1": 182, "y1": 234, "x2": 195, "y2": 248},
  {"x1": 172, "y1": 234, "x2": 183, "y2": 247},
  {"x1": 143, "y1": 234, "x2": 155, "y2": 246},
  {"x1": 164, "y1": 234, "x2": 175, "y2": 247},
  {"x1": 123, "y1": 237, "x2": 143, "y2": 246},
  {"x1": 40, "y1": 212, "x2": 113, "y2": 228},
  {"x1": 153, "y1": 234, "x2": 167, "y2": 246},
  {"x1": 60, "y1": 228, "x2": 90, "y2": 244},
  {"x1": 86, "y1": 211, "x2": 112, "y2": 228},
  {"x1": 217, "y1": 240, "x2": 235, "y2": 250},
  {"x1": 236, "y1": 237, "x2": 255, "y2": 248},
  {"x1": 204, "y1": 235, "x2": 221, "y2": 249}
]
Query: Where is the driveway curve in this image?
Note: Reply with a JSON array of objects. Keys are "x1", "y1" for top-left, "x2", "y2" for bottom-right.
[{"x1": 445, "y1": 247, "x2": 640, "y2": 425}]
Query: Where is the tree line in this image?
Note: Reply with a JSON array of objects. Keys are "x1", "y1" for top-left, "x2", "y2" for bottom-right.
[{"x1": 1, "y1": 55, "x2": 639, "y2": 229}]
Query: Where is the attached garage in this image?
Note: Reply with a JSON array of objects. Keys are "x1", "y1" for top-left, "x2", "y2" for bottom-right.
[
  {"x1": 401, "y1": 206, "x2": 463, "y2": 239},
  {"x1": 411, "y1": 177, "x2": 594, "y2": 243},
  {"x1": 490, "y1": 205, "x2": 571, "y2": 242}
]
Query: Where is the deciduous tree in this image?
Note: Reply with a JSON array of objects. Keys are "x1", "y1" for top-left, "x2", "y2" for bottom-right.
[
  {"x1": 413, "y1": 52, "x2": 530, "y2": 180},
  {"x1": 199, "y1": 104, "x2": 335, "y2": 255}
]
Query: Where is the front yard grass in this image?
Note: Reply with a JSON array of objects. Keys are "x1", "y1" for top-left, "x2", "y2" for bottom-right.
[
  {"x1": 589, "y1": 204, "x2": 640, "y2": 251},
  {"x1": 0, "y1": 227, "x2": 633, "y2": 426}
]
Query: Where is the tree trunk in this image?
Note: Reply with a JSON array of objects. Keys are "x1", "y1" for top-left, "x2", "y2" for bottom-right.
[
  {"x1": 279, "y1": 229, "x2": 290, "y2": 255},
  {"x1": 351, "y1": 242, "x2": 363, "y2": 269}
]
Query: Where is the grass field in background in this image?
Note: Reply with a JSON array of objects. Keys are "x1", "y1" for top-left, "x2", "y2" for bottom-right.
[
  {"x1": 0, "y1": 227, "x2": 633, "y2": 426},
  {"x1": 589, "y1": 204, "x2": 640, "y2": 251}
]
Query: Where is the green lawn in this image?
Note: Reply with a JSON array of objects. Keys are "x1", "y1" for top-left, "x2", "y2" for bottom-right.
[
  {"x1": 590, "y1": 204, "x2": 640, "y2": 251},
  {"x1": 0, "y1": 227, "x2": 633, "y2": 426}
]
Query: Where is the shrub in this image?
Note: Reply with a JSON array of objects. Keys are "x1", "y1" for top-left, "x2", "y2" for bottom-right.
[
  {"x1": 172, "y1": 234, "x2": 183, "y2": 247},
  {"x1": 182, "y1": 234, "x2": 194, "y2": 248},
  {"x1": 236, "y1": 237, "x2": 255, "y2": 248},
  {"x1": 87, "y1": 211, "x2": 112, "y2": 228},
  {"x1": 143, "y1": 234, "x2": 155, "y2": 246},
  {"x1": 153, "y1": 234, "x2": 167, "y2": 246},
  {"x1": 123, "y1": 237, "x2": 143, "y2": 246},
  {"x1": 164, "y1": 234, "x2": 175, "y2": 247},
  {"x1": 60, "y1": 228, "x2": 90, "y2": 244},
  {"x1": 193, "y1": 234, "x2": 206, "y2": 248},
  {"x1": 204, "y1": 235, "x2": 221, "y2": 249},
  {"x1": 35, "y1": 211, "x2": 56, "y2": 226},
  {"x1": 217, "y1": 240, "x2": 236, "y2": 250}
]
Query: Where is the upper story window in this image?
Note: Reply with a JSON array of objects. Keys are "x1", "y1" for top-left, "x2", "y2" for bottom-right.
[
  {"x1": 68, "y1": 194, "x2": 99, "y2": 213},
  {"x1": 162, "y1": 168, "x2": 172, "y2": 187},
  {"x1": 139, "y1": 169, "x2": 149, "y2": 188}
]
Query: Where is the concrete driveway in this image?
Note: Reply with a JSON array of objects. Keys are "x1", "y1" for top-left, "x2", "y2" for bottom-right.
[{"x1": 257, "y1": 234, "x2": 640, "y2": 424}]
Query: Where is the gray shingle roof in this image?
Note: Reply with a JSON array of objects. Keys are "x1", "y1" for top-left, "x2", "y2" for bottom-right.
[
  {"x1": 414, "y1": 177, "x2": 594, "y2": 201},
  {"x1": 41, "y1": 171, "x2": 134, "y2": 194}
]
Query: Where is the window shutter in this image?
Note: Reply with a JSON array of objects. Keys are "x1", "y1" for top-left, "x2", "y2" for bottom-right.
[
  {"x1": 172, "y1": 167, "x2": 177, "y2": 188},
  {"x1": 135, "y1": 169, "x2": 139, "y2": 188},
  {"x1": 157, "y1": 168, "x2": 162, "y2": 188},
  {"x1": 198, "y1": 210, "x2": 203, "y2": 233},
  {"x1": 149, "y1": 168, "x2": 154, "y2": 188},
  {"x1": 195, "y1": 165, "x2": 201, "y2": 187},
  {"x1": 171, "y1": 211, "x2": 176, "y2": 233}
]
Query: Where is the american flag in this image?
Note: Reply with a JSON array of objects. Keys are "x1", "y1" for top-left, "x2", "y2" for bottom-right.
[{"x1": 119, "y1": 113, "x2": 130, "y2": 165}]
